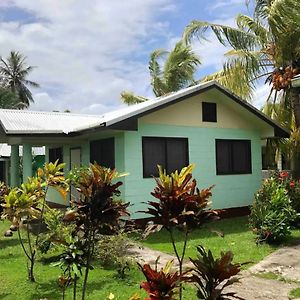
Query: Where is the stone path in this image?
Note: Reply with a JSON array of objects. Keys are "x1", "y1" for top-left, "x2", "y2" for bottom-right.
[{"x1": 129, "y1": 244, "x2": 300, "y2": 299}]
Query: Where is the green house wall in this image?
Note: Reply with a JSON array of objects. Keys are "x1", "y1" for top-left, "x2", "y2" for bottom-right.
[
  {"x1": 122, "y1": 122, "x2": 262, "y2": 217},
  {"x1": 45, "y1": 122, "x2": 262, "y2": 218}
]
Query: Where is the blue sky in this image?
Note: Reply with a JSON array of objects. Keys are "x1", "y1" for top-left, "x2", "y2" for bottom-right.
[{"x1": 0, "y1": 0, "x2": 267, "y2": 113}]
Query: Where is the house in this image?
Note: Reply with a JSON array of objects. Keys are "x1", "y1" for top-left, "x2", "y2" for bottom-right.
[{"x1": 0, "y1": 81, "x2": 288, "y2": 217}]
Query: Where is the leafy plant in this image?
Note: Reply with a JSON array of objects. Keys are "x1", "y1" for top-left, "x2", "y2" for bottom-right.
[
  {"x1": 139, "y1": 260, "x2": 181, "y2": 300},
  {"x1": 65, "y1": 163, "x2": 130, "y2": 300},
  {"x1": 53, "y1": 240, "x2": 85, "y2": 300},
  {"x1": 249, "y1": 176, "x2": 298, "y2": 243},
  {"x1": 188, "y1": 246, "x2": 244, "y2": 300},
  {"x1": 95, "y1": 231, "x2": 134, "y2": 278},
  {"x1": 0, "y1": 182, "x2": 10, "y2": 218},
  {"x1": 142, "y1": 164, "x2": 217, "y2": 299},
  {"x1": 1, "y1": 161, "x2": 68, "y2": 282},
  {"x1": 272, "y1": 171, "x2": 300, "y2": 218}
]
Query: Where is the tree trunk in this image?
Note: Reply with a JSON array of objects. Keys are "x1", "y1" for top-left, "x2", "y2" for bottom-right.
[
  {"x1": 291, "y1": 88, "x2": 300, "y2": 128},
  {"x1": 290, "y1": 88, "x2": 300, "y2": 178}
]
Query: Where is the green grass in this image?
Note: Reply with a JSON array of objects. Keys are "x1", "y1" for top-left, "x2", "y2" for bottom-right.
[
  {"x1": 289, "y1": 287, "x2": 300, "y2": 299},
  {"x1": 0, "y1": 221, "x2": 196, "y2": 300},
  {"x1": 142, "y1": 217, "x2": 300, "y2": 266},
  {"x1": 255, "y1": 272, "x2": 298, "y2": 284},
  {"x1": 1, "y1": 217, "x2": 300, "y2": 300}
]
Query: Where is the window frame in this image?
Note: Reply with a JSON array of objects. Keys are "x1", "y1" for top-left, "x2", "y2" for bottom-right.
[
  {"x1": 202, "y1": 102, "x2": 217, "y2": 122},
  {"x1": 215, "y1": 139, "x2": 252, "y2": 175},
  {"x1": 142, "y1": 136, "x2": 189, "y2": 178}
]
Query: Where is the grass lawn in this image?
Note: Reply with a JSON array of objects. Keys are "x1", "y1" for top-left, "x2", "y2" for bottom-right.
[
  {"x1": 0, "y1": 221, "x2": 196, "y2": 300},
  {"x1": 142, "y1": 216, "x2": 300, "y2": 266}
]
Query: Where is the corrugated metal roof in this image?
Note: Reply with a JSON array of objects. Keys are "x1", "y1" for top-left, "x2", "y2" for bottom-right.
[
  {"x1": 0, "y1": 109, "x2": 105, "y2": 134},
  {"x1": 0, "y1": 81, "x2": 289, "y2": 137}
]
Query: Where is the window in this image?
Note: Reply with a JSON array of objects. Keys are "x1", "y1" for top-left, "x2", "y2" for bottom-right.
[
  {"x1": 49, "y1": 147, "x2": 63, "y2": 163},
  {"x1": 216, "y1": 139, "x2": 251, "y2": 175},
  {"x1": 202, "y1": 102, "x2": 217, "y2": 122},
  {"x1": 142, "y1": 137, "x2": 189, "y2": 178},
  {"x1": 90, "y1": 138, "x2": 115, "y2": 168}
]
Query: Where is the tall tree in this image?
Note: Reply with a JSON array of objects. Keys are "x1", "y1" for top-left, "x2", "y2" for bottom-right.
[
  {"x1": 0, "y1": 51, "x2": 39, "y2": 108},
  {"x1": 0, "y1": 88, "x2": 25, "y2": 109},
  {"x1": 183, "y1": 0, "x2": 300, "y2": 174},
  {"x1": 121, "y1": 41, "x2": 201, "y2": 105}
]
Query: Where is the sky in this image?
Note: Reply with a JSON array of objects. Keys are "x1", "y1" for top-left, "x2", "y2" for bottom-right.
[{"x1": 0, "y1": 0, "x2": 268, "y2": 114}]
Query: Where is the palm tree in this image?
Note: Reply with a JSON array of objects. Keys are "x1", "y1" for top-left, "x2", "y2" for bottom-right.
[
  {"x1": 121, "y1": 41, "x2": 201, "y2": 105},
  {"x1": 0, "y1": 51, "x2": 39, "y2": 108},
  {"x1": 0, "y1": 88, "x2": 25, "y2": 109},
  {"x1": 183, "y1": 0, "x2": 300, "y2": 175}
]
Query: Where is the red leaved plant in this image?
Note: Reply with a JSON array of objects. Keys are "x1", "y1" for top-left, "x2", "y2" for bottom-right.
[
  {"x1": 141, "y1": 164, "x2": 218, "y2": 300},
  {"x1": 188, "y1": 246, "x2": 245, "y2": 300},
  {"x1": 143, "y1": 164, "x2": 217, "y2": 234},
  {"x1": 65, "y1": 163, "x2": 130, "y2": 300},
  {"x1": 139, "y1": 260, "x2": 181, "y2": 300}
]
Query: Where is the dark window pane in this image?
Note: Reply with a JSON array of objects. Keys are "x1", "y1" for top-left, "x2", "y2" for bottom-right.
[
  {"x1": 90, "y1": 138, "x2": 115, "y2": 168},
  {"x1": 49, "y1": 147, "x2": 63, "y2": 163},
  {"x1": 202, "y1": 102, "x2": 217, "y2": 122},
  {"x1": 142, "y1": 138, "x2": 166, "y2": 177},
  {"x1": 216, "y1": 140, "x2": 231, "y2": 174},
  {"x1": 166, "y1": 138, "x2": 188, "y2": 173},
  {"x1": 232, "y1": 140, "x2": 251, "y2": 173},
  {"x1": 216, "y1": 139, "x2": 251, "y2": 175}
]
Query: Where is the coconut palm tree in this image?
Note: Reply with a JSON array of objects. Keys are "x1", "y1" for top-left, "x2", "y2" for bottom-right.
[
  {"x1": 121, "y1": 41, "x2": 201, "y2": 105},
  {"x1": 0, "y1": 88, "x2": 25, "y2": 109},
  {"x1": 183, "y1": 0, "x2": 300, "y2": 113},
  {"x1": 183, "y1": 0, "x2": 300, "y2": 175},
  {"x1": 0, "y1": 51, "x2": 39, "y2": 108}
]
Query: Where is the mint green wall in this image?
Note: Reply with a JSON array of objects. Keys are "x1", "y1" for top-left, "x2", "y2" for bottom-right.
[
  {"x1": 44, "y1": 124, "x2": 262, "y2": 218},
  {"x1": 45, "y1": 133, "x2": 126, "y2": 205},
  {"x1": 123, "y1": 122, "x2": 262, "y2": 217}
]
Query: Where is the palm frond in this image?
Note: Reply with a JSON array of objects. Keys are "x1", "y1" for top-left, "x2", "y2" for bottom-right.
[
  {"x1": 183, "y1": 20, "x2": 259, "y2": 51},
  {"x1": 120, "y1": 91, "x2": 148, "y2": 105}
]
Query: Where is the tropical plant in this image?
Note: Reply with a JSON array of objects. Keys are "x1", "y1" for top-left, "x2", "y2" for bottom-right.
[
  {"x1": 53, "y1": 240, "x2": 85, "y2": 300},
  {"x1": 0, "y1": 87, "x2": 24, "y2": 109},
  {"x1": 65, "y1": 163, "x2": 130, "y2": 300},
  {"x1": 183, "y1": 0, "x2": 300, "y2": 173},
  {"x1": 142, "y1": 164, "x2": 217, "y2": 299},
  {"x1": 0, "y1": 181, "x2": 10, "y2": 217},
  {"x1": 188, "y1": 246, "x2": 244, "y2": 300},
  {"x1": 121, "y1": 41, "x2": 201, "y2": 105},
  {"x1": 1, "y1": 161, "x2": 67, "y2": 281},
  {"x1": 271, "y1": 171, "x2": 300, "y2": 220},
  {"x1": 138, "y1": 260, "x2": 181, "y2": 300},
  {"x1": 249, "y1": 175, "x2": 298, "y2": 243},
  {"x1": 0, "y1": 51, "x2": 39, "y2": 107}
]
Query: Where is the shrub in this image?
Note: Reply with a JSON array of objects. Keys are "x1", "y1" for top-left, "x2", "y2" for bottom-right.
[
  {"x1": 95, "y1": 232, "x2": 134, "y2": 278},
  {"x1": 273, "y1": 171, "x2": 300, "y2": 217},
  {"x1": 249, "y1": 176, "x2": 298, "y2": 243},
  {"x1": 138, "y1": 260, "x2": 181, "y2": 300},
  {"x1": 188, "y1": 246, "x2": 243, "y2": 300}
]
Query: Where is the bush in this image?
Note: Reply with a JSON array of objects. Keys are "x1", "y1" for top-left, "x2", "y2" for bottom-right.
[
  {"x1": 250, "y1": 176, "x2": 298, "y2": 243},
  {"x1": 188, "y1": 246, "x2": 243, "y2": 300},
  {"x1": 273, "y1": 171, "x2": 300, "y2": 217},
  {"x1": 95, "y1": 232, "x2": 135, "y2": 278}
]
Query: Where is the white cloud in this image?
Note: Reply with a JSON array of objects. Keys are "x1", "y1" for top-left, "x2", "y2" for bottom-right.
[
  {"x1": 253, "y1": 83, "x2": 271, "y2": 109},
  {"x1": 0, "y1": 0, "x2": 174, "y2": 113}
]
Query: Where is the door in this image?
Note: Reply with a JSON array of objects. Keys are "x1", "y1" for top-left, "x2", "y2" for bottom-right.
[{"x1": 70, "y1": 148, "x2": 81, "y2": 201}]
